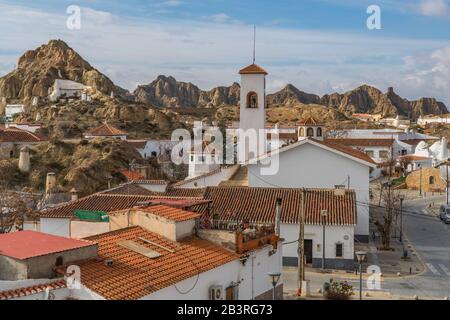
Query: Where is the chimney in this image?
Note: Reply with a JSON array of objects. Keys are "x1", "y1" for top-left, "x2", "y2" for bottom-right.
[
  {"x1": 18, "y1": 146, "x2": 30, "y2": 174},
  {"x1": 275, "y1": 198, "x2": 282, "y2": 237},
  {"x1": 70, "y1": 188, "x2": 78, "y2": 201},
  {"x1": 45, "y1": 172, "x2": 57, "y2": 194}
]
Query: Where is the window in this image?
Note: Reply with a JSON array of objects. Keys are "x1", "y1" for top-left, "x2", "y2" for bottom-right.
[
  {"x1": 401, "y1": 150, "x2": 407, "y2": 155},
  {"x1": 9, "y1": 150, "x2": 14, "y2": 158},
  {"x1": 299, "y1": 127, "x2": 305, "y2": 137},
  {"x1": 316, "y1": 127, "x2": 322, "y2": 137},
  {"x1": 55, "y1": 256, "x2": 64, "y2": 266},
  {"x1": 429, "y1": 176, "x2": 435, "y2": 185},
  {"x1": 335, "y1": 243, "x2": 343, "y2": 258},
  {"x1": 190, "y1": 155, "x2": 194, "y2": 162},
  {"x1": 365, "y1": 150, "x2": 374, "y2": 157},
  {"x1": 306, "y1": 127, "x2": 314, "y2": 137},
  {"x1": 246, "y1": 92, "x2": 258, "y2": 108}
]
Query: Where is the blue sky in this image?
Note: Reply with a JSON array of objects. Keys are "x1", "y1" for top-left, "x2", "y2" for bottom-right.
[{"x1": 0, "y1": 0, "x2": 449, "y2": 106}]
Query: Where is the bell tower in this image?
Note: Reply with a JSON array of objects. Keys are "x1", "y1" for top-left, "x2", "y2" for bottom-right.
[{"x1": 239, "y1": 63, "x2": 267, "y2": 134}]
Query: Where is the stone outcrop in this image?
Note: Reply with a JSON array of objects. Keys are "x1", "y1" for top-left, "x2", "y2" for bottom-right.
[
  {"x1": 0, "y1": 40, "x2": 129, "y2": 102},
  {"x1": 134, "y1": 75, "x2": 240, "y2": 108}
]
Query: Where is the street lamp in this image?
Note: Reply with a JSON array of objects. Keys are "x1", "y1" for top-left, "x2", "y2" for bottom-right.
[
  {"x1": 399, "y1": 195, "x2": 405, "y2": 243},
  {"x1": 321, "y1": 209, "x2": 327, "y2": 271},
  {"x1": 355, "y1": 251, "x2": 366, "y2": 300},
  {"x1": 268, "y1": 272, "x2": 282, "y2": 300}
]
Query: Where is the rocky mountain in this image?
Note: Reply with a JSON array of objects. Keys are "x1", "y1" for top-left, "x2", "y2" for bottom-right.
[
  {"x1": 134, "y1": 75, "x2": 447, "y2": 119},
  {"x1": 266, "y1": 84, "x2": 321, "y2": 106},
  {"x1": 134, "y1": 75, "x2": 240, "y2": 108},
  {"x1": 0, "y1": 40, "x2": 128, "y2": 102}
]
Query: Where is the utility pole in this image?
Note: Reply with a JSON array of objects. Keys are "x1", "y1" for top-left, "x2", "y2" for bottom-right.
[
  {"x1": 347, "y1": 175, "x2": 350, "y2": 189},
  {"x1": 297, "y1": 188, "x2": 305, "y2": 296},
  {"x1": 419, "y1": 167, "x2": 423, "y2": 197},
  {"x1": 321, "y1": 209, "x2": 327, "y2": 271},
  {"x1": 399, "y1": 195, "x2": 404, "y2": 243}
]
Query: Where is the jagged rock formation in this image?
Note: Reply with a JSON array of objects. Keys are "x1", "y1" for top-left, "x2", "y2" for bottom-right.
[
  {"x1": 134, "y1": 75, "x2": 447, "y2": 119},
  {"x1": 266, "y1": 84, "x2": 320, "y2": 106},
  {"x1": 0, "y1": 40, "x2": 128, "y2": 102},
  {"x1": 134, "y1": 75, "x2": 240, "y2": 108}
]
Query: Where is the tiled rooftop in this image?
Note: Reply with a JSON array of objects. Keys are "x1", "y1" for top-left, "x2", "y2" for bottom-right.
[
  {"x1": 0, "y1": 128, "x2": 47, "y2": 143},
  {"x1": 0, "y1": 279, "x2": 66, "y2": 300},
  {"x1": 59, "y1": 226, "x2": 239, "y2": 300},
  {"x1": 85, "y1": 123, "x2": 127, "y2": 137},
  {"x1": 238, "y1": 63, "x2": 268, "y2": 75},
  {"x1": 126, "y1": 204, "x2": 201, "y2": 222},
  {"x1": 195, "y1": 186, "x2": 357, "y2": 226},
  {"x1": 326, "y1": 138, "x2": 395, "y2": 147}
]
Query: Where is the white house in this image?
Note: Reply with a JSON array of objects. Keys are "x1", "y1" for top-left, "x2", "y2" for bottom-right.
[
  {"x1": 84, "y1": 123, "x2": 128, "y2": 140},
  {"x1": 49, "y1": 79, "x2": 88, "y2": 102},
  {"x1": 247, "y1": 139, "x2": 375, "y2": 242},
  {"x1": 5, "y1": 104, "x2": 24, "y2": 122},
  {"x1": 2, "y1": 204, "x2": 283, "y2": 300},
  {"x1": 199, "y1": 186, "x2": 357, "y2": 269},
  {"x1": 418, "y1": 114, "x2": 450, "y2": 125}
]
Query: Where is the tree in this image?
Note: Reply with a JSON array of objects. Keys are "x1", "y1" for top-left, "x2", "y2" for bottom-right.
[
  {"x1": 374, "y1": 187, "x2": 401, "y2": 250},
  {"x1": 0, "y1": 187, "x2": 30, "y2": 233}
]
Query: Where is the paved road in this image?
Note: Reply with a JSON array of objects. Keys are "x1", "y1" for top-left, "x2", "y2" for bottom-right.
[
  {"x1": 383, "y1": 195, "x2": 450, "y2": 298},
  {"x1": 284, "y1": 195, "x2": 450, "y2": 299}
]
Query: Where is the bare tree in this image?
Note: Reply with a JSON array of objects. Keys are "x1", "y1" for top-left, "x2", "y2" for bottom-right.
[
  {"x1": 374, "y1": 187, "x2": 401, "y2": 250},
  {"x1": 0, "y1": 187, "x2": 30, "y2": 234}
]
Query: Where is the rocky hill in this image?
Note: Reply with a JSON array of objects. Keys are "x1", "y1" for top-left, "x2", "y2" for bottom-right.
[
  {"x1": 0, "y1": 40, "x2": 129, "y2": 102},
  {"x1": 134, "y1": 75, "x2": 240, "y2": 108},
  {"x1": 135, "y1": 76, "x2": 447, "y2": 119}
]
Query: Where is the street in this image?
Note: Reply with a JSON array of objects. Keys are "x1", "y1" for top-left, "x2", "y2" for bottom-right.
[
  {"x1": 283, "y1": 195, "x2": 450, "y2": 299},
  {"x1": 384, "y1": 195, "x2": 450, "y2": 298}
]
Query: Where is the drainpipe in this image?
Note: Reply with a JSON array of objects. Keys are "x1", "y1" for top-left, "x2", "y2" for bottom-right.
[{"x1": 275, "y1": 198, "x2": 282, "y2": 237}]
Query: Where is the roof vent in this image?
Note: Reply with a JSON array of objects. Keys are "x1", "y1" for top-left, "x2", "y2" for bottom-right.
[{"x1": 104, "y1": 259, "x2": 114, "y2": 266}]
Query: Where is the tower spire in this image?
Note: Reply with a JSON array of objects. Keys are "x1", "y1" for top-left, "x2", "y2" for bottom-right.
[{"x1": 253, "y1": 25, "x2": 256, "y2": 64}]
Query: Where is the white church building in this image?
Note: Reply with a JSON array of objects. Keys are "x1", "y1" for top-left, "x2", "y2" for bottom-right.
[{"x1": 182, "y1": 63, "x2": 376, "y2": 244}]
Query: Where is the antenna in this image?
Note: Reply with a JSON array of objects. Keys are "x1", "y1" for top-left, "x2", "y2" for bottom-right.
[{"x1": 253, "y1": 25, "x2": 256, "y2": 64}]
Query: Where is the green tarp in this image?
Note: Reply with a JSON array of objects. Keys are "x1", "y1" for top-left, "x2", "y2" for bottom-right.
[{"x1": 74, "y1": 210, "x2": 110, "y2": 222}]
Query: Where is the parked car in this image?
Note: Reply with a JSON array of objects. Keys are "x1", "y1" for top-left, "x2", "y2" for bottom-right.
[{"x1": 439, "y1": 205, "x2": 450, "y2": 223}]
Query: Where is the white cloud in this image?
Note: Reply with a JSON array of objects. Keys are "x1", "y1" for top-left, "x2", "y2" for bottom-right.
[
  {"x1": 155, "y1": 0, "x2": 182, "y2": 7},
  {"x1": 0, "y1": 3, "x2": 449, "y2": 107},
  {"x1": 211, "y1": 13, "x2": 231, "y2": 23},
  {"x1": 418, "y1": 0, "x2": 450, "y2": 17}
]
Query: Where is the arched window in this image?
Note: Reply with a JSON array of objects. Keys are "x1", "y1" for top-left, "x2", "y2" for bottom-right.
[
  {"x1": 299, "y1": 127, "x2": 305, "y2": 137},
  {"x1": 317, "y1": 127, "x2": 322, "y2": 137},
  {"x1": 306, "y1": 127, "x2": 314, "y2": 137},
  {"x1": 246, "y1": 92, "x2": 258, "y2": 108},
  {"x1": 429, "y1": 176, "x2": 435, "y2": 185}
]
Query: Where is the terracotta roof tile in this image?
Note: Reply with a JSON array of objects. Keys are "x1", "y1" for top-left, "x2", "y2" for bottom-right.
[
  {"x1": 0, "y1": 279, "x2": 66, "y2": 300},
  {"x1": 297, "y1": 117, "x2": 322, "y2": 126},
  {"x1": 131, "y1": 205, "x2": 201, "y2": 222},
  {"x1": 85, "y1": 123, "x2": 127, "y2": 137},
  {"x1": 58, "y1": 226, "x2": 239, "y2": 300},
  {"x1": 312, "y1": 138, "x2": 376, "y2": 165},
  {"x1": 195, "y1": 186, "x2": 356, "y2": 225},
  {"x1": 327, "y1": 138, "x2": 394, "y2": 147},
  {"x1": 0, "y1": 128, "x2": 47, "y2": 143},
  {"x1": 40, "y1": 191, "x2": 205, "y2": 218},
  {"x1": 119, "y1": 169, "x2": 144, "y2": 181},
  {"x1": 238, "y1": 63, "x2": 268, "y2": 75}
]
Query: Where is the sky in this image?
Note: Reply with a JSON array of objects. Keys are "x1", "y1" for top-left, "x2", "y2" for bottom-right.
[{"x1": 0, "y1": 0, "x2": 449, "y2": 106}]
